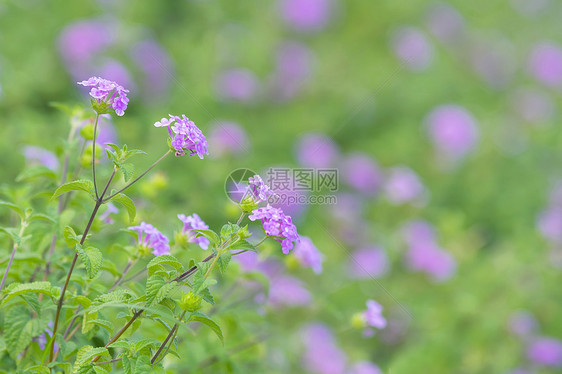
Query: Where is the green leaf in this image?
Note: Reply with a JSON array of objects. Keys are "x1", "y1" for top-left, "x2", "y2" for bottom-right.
[
  {"x1": 120, "y1": 163, "x2": 135, "y2": 182},
  {"x1": 87, "y1": 319, "x2": 113, "y2": 333},
  {"x1": 78, "y1": 246, "x2": 103, "y2": 279},
  {"x1": 0, "y1": 200, "x2": 24, "y2": 218},
  {"x1": 1, "y1": 281, "x2": 52, "y2": 306},
  {"x1": 24, "y1": 366, "x2": 50, "y2": 374},
  {"x1": 132, "y1": 338, "x2": 159, "y2": 354},
  {"x1": 0, "y1": 226, "x2": 22, "y2": 245},
  {"x1": 147, "y1": 254, "x2": 183, "y2": 276},
  {"x1": 16, "y1": 165, "x2": 58, "y2": 182},
  {"x1": 189, "y1": 311, "x2": 224, "y2": 344},
  {"x1": 73, "y1": 346, "x2": 108, "y2": 373},
  {"x1": 134, "y1": 355, "x2": 152, "y2": 374},
  {"x1": 192, "y1": 229, "x2": 220, "y2": 248},
  {"x1": 145, "y1": 275, "x2": 166, "y2": 306},
  {"x1": 217, "y1": 252, "x2": 232, "y2": 274},
  {"x1": 20, "y1": 293, "x2": 41, "y2": 315},
  {"x1": 63, "y1": 226, "x2": 79, "y2": 248},
  {"x1": 109, "y1": 193, "x2": 136, "y2": 223},
  {"x1": 87, "y1": 289, "x2": 135, "y2": 314},
  {"x1": 228, "y1": 239, "x2": 257, "y2": 253},
  {"x1": 221, "y1": 223, "x2": 240, "y2": 240},
  {"x1": 51, "y1": 179, "x2": 95, "y2": 201},
  {"x1": 4, "y1": 306, "x2": 32, "y2": 358},
  {"x1": 28, "y1": 213, "x2": 56, "y2": 223},
  {"x1": 108, "y1": 340, "x2": 131, "y2": 350}
]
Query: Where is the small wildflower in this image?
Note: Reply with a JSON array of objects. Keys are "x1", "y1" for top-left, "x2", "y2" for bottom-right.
[
  {"x1": 77, "y1": 76, "x2": 130, "y2": 116},
  {"x1": 99, "y1": 202, "x2": 119, "y2": 224},
  {"x1": 154, "y1": 114, "x2": 208, "y2": 158},
  {"x1": 22, "y1": 146, "x2": 59, "y2": 171},
  {"x1": 248, "y1": 175, "x2": 274, "y2": 202},
  {"x1": 363, "y1": 300, "x2": 387, "y2": 330},
  {"x1": 177, "y1": 213, "x2": 210, "y2": 250},
  {"x1": 128, "y1": 222, "x2": 170, "y2": 256},
  {"x1": 292, "y1": 236, "x2": 323, "y2": 274},
  {"x1": 249, "y1": 205, "x2": 299, "y2": 254}
]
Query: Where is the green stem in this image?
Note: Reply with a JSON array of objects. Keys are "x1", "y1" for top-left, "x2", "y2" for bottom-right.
[
  {"x1": 92, "y1": 113, "x2": 100, "y2": 199},
  {"x1": 102, "y1": 150, "x2": 171, "y2": 202},
  {"x1": 0, "y1": 221, "x2": 27, "y2": 291},
  {"x1": 151, "y1": 310, "x2": 186, "y2": 364}
]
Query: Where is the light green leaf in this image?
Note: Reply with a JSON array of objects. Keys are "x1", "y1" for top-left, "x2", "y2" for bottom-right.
[
  {"x1": 24, "y1": 365, "x2": 50, "y2": 374},
  {"x1": 78, "y1": 246, "x2": 103, "y2": 279},
  {"x1": 0, "y1": 200, "x2": 24, "y2": 218},
  {"x1": 217, "y1": 252, "x2": 232, "y2": 274},
  {"x1": 189, "y1": 311, "x2": 224, "y2": 344},
  {"x1": 120, "y1": 163, "x2": 135, "y2": 182},
  {"x1": 110, "y1": 193, "x2": 136, "y2": 223},
  {"x1": 228, "y1": 239, "x2": 257, "y2": 253},
  {"x1": 63, "y1": 226, "x2": 79, "y2": 248},
  {"x1": 73, "y1": 345, "x2": 108, "y2": 373},
  {"x1": 4, "y1": 305, "x2": 31, "y2": 358},
  {"x1": 1, "y1": 281, "x2": 52, "y2": 306},
  {"x1": 193, "y1": 229, "x2": 220, "y2": 248},
  {"x1": 28, "y1": 213, "x2": 56, "y2": 224},
  {"x1": 147, "y1": 254, "x2": 183, "y2": 276},
  {"x1": 16, "y1": 165, "x2": 58, "y2": 182},
  {"x1": 51, "y1": 179, "x2": 95, "y2": 200}
]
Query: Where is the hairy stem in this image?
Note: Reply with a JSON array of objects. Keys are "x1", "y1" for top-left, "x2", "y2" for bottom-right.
[{"x1": 103, "y1": 150, "x2": 171, "y2": 202}]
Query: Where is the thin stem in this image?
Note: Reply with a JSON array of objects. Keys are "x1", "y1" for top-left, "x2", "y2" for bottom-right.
[
  {"x1": 151, "y1": 310, "x2": 186, "y2": 364},
  {"x1": 108, "y1": 258, "x2": 136, "y2": 292},
  {"x1": 103, "y1": 150, "x2": 171, "y2": 202},
  {"x1": 174, "y1": 253, "x2": 214, "y2": 282},
  {"x1": 95, "y1": 357, "x2": 123, "y2": 365},
  {"x1": 255, "y1": 236, "x2": 268, "y2": 247},
  {"x1": 92, "y1": 113, "x2": 100, "y2": 199},
  {"x1": 48, "y1": 168, "x2": 116, "y2": 363},
  {"x1": 236, "y1": 213, "x2": 246, "y2": 226},
  {"x1": 0, "y1": 221, "x2": 26, "y2": 292}
]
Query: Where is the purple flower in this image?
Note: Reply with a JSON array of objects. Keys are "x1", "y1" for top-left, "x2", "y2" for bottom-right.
[
  {"x1": 425, "y1": 2, "x2": 466, "y2": 45},
  {"x1": 77, "y1": 76, "x2": 130, "y2": 116},
  {"x1": 234, "y1": 250, "x2": 260, "y2": 272},
  {"x1": 404, "y1": 241, "x2": 456, "y2": 282},
  {"x1": 215, "y1": 68, "x2": 259, "y2": 102},
  {"x1": 99, "y1": 202, "x2": 119, "y2": 224},
  {"x1": 528, "y1": 42, "x2": 562, "y2": 87},
  {"x1": 347, "y1": 362, "x2": 382, "y2": 374},
  {"x1": 390, "y1": 27, "x2": 434, "y2": 71},
  {"x1": 279, "y1": 0, "x2": 333, "y2": 32},
  {"x1": 33, "y1": 322, "x2": 57, "y2": 352},
  {"x1": 22, "y1": 146, "x2": 59, "y2": 171},
  {"x1": 301, "y1": 323, "x2": 347, "y2": 374},
  {"x1": 537, "y1": 207, "x2": 562, "y2": 243},
  {"x1": 128, "y1": 222, "x2": 170, "y2": 256},
  {"x1": 208, "y1": 121, "x2": 249, "y2": 157},
  {"x1": 248, "y1": 175, "x2": 275, "y2": 203},
  {"x1": 401, "y1": 220, "x2": 437, "y2": 246},
  {"x1": 508, "y1": 310, "x2": 538, "y2": 338},
  {"x1": 268, "y1": 275, "x2": 311, "y2": 307},
  {"x1": 178, "y1": 213, "x2": 210, "y2": 250},
  {"x1": 348, "y1": 246, "x2": 389, "y2": 279},
  {"x1": 130, "y1": 39, "x2": 173, "y2": 97},
  {"x1": 341, "y1": 153, "x2": 382, "y2": 196},
  {"x1": 296, "y1": 133, "x2": 339, "y2": 168},
  {"x1": 270, "y1": 41, "x2": 314, "y2": 100},
  {"x1": 426, "y1": 104, "x2": 479, "y2": 160},
  {"x1": 293, "y1": 236, "x2": 323, "y2": 274},
  {"x1": 363, "y1": 300, "x2": 387, "y2": 330},
  {"x1": 154, "y1": 114, "x2": 208, "y2": 158},
  {"x1": 249, "y1": 205, "x2": 299, "y2": 254},
  {"x1": 384, "y1": 166, "x2": 425, "y2": 205},
  {"x1": 58, "y1": 19, "x2": 114, "y2": 65},
  {"x1": 527, "y1": 337, "x2": 562, "y2": 367},
  {"x1": 95, "y1": 59, "x2": 135, "y2": 94}
]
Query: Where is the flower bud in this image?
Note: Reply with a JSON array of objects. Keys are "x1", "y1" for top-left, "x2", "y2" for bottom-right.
[
  {"x1": 239, "y1": 195, "x2": 258, "y2": 213},
  {"x1": 180, "y1": 292, "x2": 202, "y2": 312},
  {"x1": 351, "y1": 312, "x2": 367, "y2": 329}
]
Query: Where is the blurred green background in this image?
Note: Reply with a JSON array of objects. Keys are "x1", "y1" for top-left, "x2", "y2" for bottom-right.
[{"x1": 1, "y1": 0, "x2": 562, "y2": 373}]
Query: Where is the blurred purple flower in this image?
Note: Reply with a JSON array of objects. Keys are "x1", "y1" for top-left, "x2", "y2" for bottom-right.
[
  {"x1": 510, "y1": 88, "x2": 555, "y2": 124},
  {"x1": 425, "y1": 2, "x2": 466, "y2": 44},
  {"x1": 33, "y1": 322, "x2": 56, "y2": 352},
  {"x1": 347, "y1": 361, "x2": 382, "y2": 374},
  {"x1": 58, "y1": 19, "x2": 114, "y2": 65},
  {"x1": 405, "y1": 241, "x2": 456, "y2": 282},
  {"x1": 233, "y1": 250, "x2": 260, "y2": 272},
  {"x1": 537, "y1": 207, "x2": 562, "y2": 243},
  {"x1": 401, "y1": 220, "x2": 437, "y2": 246},
  {"x1": 426, "y1": 104, "x2": 479, "y2": 160},
  {"x1": 363, "y1": 300, "x2": 387, "y2": 330},
  {"x1": 128, "y1": 222, "x2": 170, "y2": 256},
  {"x1": 384, "y1": 166, "x2": 425, "y2": 205},
  {"x1": 268, "y1": 275, "x2": 311, "y2": 307},
  {"x1": 296, "y1": 133, "x2": 339, "y2": 168},
  {"x1": 301, "y1": 323, "x2": 347, "y2": 374},
  {"x1": 341, "y1": 153, "x2": 383, "y2": 196},
  {"x1": 469, "y1": 36, "x2": 516, "y2": 88},
  {"x1": 249, "y1": 205, "x2": 299, "y2": 254},
  {"x1": 528, "y1": 42, "x2": 562, "y2": 88},
  {"x1": 99, "y1": 202, "x2": 119, "y2": 224},
  {"x1": 178, "y1": 213, "x2": 210, "y2": 250},
  {"x1": 95, "y1": 59, "x2": 135, "y2": 94},
  {"x1": 22, "y1": 146, "x2": 59, "y2": 171},
  {"x1": 96, "y1": 114, "x2": 119, "y2": 147},
  {"x1": 293, "y1": 236, "x2": 324, "y2": 274},
  {"x1": 508, "y1": 310, "x2": 538, "y2": 338},
  {"x1": 130, "y1": 39, "x2": 173, "y2": 97},
  {"x1": 208, "y1": 121, "x2": 249, "y2": 157},
  {"x1": 391, "y1": 27, "x2": 434, "y2": 71},
  {"x1": 279, "y1": 0, "x2": 333, "y2": 32},
  {"x1": 527, "y1": 337, "x2": 562, "y2": 367},
  {"x1": 270, "y1": 41, "x2": 314, "y2": 100},
  {"x1": 348, "y1": 246, "x2": 389, "y2": 279},
  {"x1": 215, "y1": 68, "x2": 259, "y2": 102}
]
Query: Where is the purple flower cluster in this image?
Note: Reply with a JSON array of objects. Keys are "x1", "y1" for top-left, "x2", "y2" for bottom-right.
[
  {"x1": 363, "y1": 300, "x2": 387, "y2": 331},
  {"x1": 178, "y1": 213, "x2": 210, "y2": 250},
  {"x1": 154, "y1": 114, "x2": 208, "y2": 158},
  {"x1": 301, "y1": 323, "x2": 347, "y2": 374},
  {"x1": 248, "y1": 175, "x2": 274, "y2": 202},
  {"x1": 402, "y1": 220, "x2": 456, "y2": 282},
  {"x1": 527, "y1": 337, "x2": 562, "y2": 367},
  {"x1": 292, "y1": 236, "x2": 324, "y2": 274},
  {"x1": 22, "y1": 146, "x2": 59, "y2": 171},
  {"x1": 77, "y1": 76, "x2": 130, "y2": 116},
  {"x1": 384, "y1": 166, "x2": 425, "y2": 205},
  {"x1": 249, "y1": 205, "x2": 299, "y2": 254},
  {"x1": 128, "y1": 222, "x2": 170, "y2": 256},
  {"x1": 348, "y1": 246, "x2": 389, "y2": 279}
]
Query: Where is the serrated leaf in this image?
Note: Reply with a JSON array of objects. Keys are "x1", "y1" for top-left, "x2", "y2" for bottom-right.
[
  {"x1": 189, "y1": 311, "x2": 223, "y2": 344},
  {"x1": 220, "y1": 223, "x2": 240, "y2": 240},
  {"x1": 1, "y1": 281, "x2": 52, "y2": 306},
  {"x1": 87, "y1": 289, "x2": 135, "y2": 314},
  {"x1": 4, "y1": 306, "x2": 31, "y2": 358},
  {"x1": 16, "y1": 165, "x2": 58, "y2": 182},
  {"x1": 79, "y1": 246, "x2": 102, "y2": 279},
  {"x1": 73, "y1": 346, "x2": 108, "y2": 373},
  {"x1": 51, "y1": 180, "x2": 95, "y2": 200},
  {"x1": 109, "y1": 193, "x2": 136, "y2": 223},
  {"x1": 20, "y1": 293, "x2": 41, "y2": 315},
  {"x1": 145, "y1": 275, "x2": 166, "y2": 306},
  {"x1": 0, "y1": 226, "x2": 21, "y2": 245},
  {"x1": 134, "y1": 355, "x2": 152, "y2": 373},
  {"x1": 120, "y1": 163, "x2": 135, "y2": 182},
  {"x1": 108, "y1": 340, "x2": 131, "y2": 351},
  {"x1": 63, "y1": 226, "x2": 79, "y2": 248},
  {"x1": 192, "y1": 229, "x2": 220, "y2": 248},
  {"x1": 87, "y1": 319, "x2": 113, "y2": 333},
  {"x1": 217, "y1": 252, "x2": 232, "y2": 274},
  {"x1": 147, "y1": 254, "x2": 183, "y2": 276},
  {"x1": 133, "y1": 338, "x2": 159, "y2": 354},
  {"x1": 24, "y1": 365, "x2": 50, "y2": 374}
]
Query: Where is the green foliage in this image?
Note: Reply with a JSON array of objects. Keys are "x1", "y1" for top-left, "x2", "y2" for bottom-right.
[
  {"x1": 146, "y1": 254, "x2": 183, "y2": 277},
  {"x1": 1, "y1": 282, "x2": 52, "y2": 306},
  {"x1": 76, "y1": 245, "x2": 103, "y2": 279},
  {"x1": 51, "y1": 180, "x2": 95, "y2": 201},
  {"x1": 108, "y1": 193, "x2": 136, "y2": 223},
  {"x1": 72, "y1": 346, "x2": 108, "y2": 373},
  {"x1": 189, "y1": 311, "x2": 223, "y2": 344}
]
